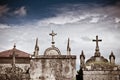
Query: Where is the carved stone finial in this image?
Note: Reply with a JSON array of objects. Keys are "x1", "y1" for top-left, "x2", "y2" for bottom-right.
[
  {"x1": 35, "y1": 38, "x2": 39, "y2": 50},
  {"x1": 109, "y1": 51, "x2": 115, "y2": 59},
  {"x1": 93, "y1": 35, "x2": 102, "y2": 57},
  {"x1": 109, "y1": 51, "x2": 115, "y2": 64},
  {"x1": 80, "y1": 50, "x2": 85, "y2": 59},
  {"x1": 81, "y1": 50, "x2": 84, "y2": 54},
  {"x1": 34, "y1": 38, "x2": 39, "y2": 57},
  {"x1": 67, "y1": 38, "x2": 71, "y2": 55},
  {"x1": 80, "y1": 50, "x2": 85, "y2": 69},
  {"x1": 49, "y1": 30, "x2": 57, "y2": 46}
]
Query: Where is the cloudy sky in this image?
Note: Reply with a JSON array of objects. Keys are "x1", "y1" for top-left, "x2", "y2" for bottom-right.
[{"x1": 0, "y1": 0, "x2": 120, "y2": 69}]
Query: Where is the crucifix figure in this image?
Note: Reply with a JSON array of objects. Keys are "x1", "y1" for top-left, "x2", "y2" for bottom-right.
[
  {"x1": 93, "y1": 35, "x2": 102, "y2": 57},
  {"x1": 49, "y1": 30, "x2": 57, "y2": 46}
]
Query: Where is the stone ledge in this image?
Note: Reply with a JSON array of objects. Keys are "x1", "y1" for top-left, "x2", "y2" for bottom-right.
[
  {"x1": 83, "y1": 70, "x2": 120, "y2": 75},
  {"x1": 31, "y1": 55, "x2": 76, "y2": 59}
]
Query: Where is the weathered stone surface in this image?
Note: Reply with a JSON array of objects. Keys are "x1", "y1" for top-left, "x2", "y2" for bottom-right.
[
  {"x1": 0, "y1": 65, "x2": 30, "y2": 80},
  {"x1": 78, "y1": 35, "x2": 120, "y2": 80},
  {"x1": 30, "y1": 55, "x2": 76, "y2": 80},
  {"x1": 83, "y1": 70, "x2": 120, "y2": 80},
  {"x1": 0, "y1": 31, "x2": 77, "y2": 80}
]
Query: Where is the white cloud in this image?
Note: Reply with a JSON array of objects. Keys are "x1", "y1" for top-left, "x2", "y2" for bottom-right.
[
  {"x1": 0, "y1": 24, "x2": 11, "y2": 29},
  {"x1": 115, "y1": 18, "x2": 120, "y2": 23},
  {"x1": 89, "y1": 17, "x2": 100, "y2": 23},
  {"x1": 40, "y1": 15, "x2": 83, "y2": 25},
  {"x1": 80, "y1": 36, "x2": 91, "y2": 41},
  {"x1": 14, "y1": 6, "x2": 27, "y2": 16},
  {"x1": 39, "y1": 14, "x2": 100, "y2": 25}
]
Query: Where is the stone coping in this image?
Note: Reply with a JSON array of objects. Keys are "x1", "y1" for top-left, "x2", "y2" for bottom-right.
[
  {"x1": 83, "y1": 70, "x2": 120, "y2": 75},
  {"x1": 31, "y1": 55, "x2": 76, "y2": 59}
]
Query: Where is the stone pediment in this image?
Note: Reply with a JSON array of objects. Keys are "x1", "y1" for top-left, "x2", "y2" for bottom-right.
[{"x1": 44, "y1": 46, "x2": 61, "y2": 55}]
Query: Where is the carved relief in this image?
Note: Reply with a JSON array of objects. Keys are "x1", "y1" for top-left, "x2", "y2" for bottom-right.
[
  {"x1": 65, "y1": 66, "x2": 70, "y2": 73},
  {"x1": 44, "y1": 47, "x2": 61, "y2": 55}
]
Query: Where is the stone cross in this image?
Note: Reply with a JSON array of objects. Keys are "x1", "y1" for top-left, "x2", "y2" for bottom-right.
[
  {"x1": 93, "y1": 35, "x2": 102, "y2": 57},
  {"x1": 10, "y1": 44, "x2": 18, "y2": 70},
  {"x1": 12, "y1": 52, "x2": 16, "y2": 69},
  {"x1": 93, "y1": 35, "x2": 102, "y2": 48},
  {"x1": 49, "y1": 30, "x2": 57, "y2": 45}
]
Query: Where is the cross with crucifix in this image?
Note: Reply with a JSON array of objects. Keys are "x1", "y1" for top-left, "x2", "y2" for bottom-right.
[
  {"x1": 93, "y1": 35, "x2": 102, "y2": 57},
  {"x1": 10, "y1": 44, "x2": 18, "y2": 70},
  {"x1": 12, "y1": 52, "x2": 16, "y2": 70},
  {"x1": 49, "y1": 30, "x2": 57, "y2": 46}
]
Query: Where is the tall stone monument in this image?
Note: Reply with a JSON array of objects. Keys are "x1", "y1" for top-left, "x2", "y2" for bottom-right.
[
  {"x1": 77, "y1": 35, "x2": 120, "y2": 80},
  {"x1": 30, "y1": 31, "x2": 76, "y2": 80}
]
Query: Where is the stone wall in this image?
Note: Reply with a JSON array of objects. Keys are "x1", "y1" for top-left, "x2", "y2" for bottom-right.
[
  {"x1": 0, "y1": 58, "x2": 30, "y2": 73},
  {"x1": 30, "y1": 55, "x2": 76, "y2": 80},
  {"x1": 0, "y1": 58, "x2": 30, "y2": 80},
  {"x1": 83, "y1": 70, "x2": 120, "y2": 80},
  {"x1": 0, "y1": 63, "x2": 30, "y2": 80},
  {"x1": 0, "y1": 64, "x2": 30, "y2": 73}
]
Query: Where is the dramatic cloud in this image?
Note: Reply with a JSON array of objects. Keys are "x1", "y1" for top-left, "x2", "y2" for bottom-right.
[
  {"x1": 14, "y1": 6, "x2": 27, "y2": 17},
  {"x1": 39, "y1": 2, "x2": 120, "y2": 25},
  {"x1": 0, "y1": 5, "x2": 27, "y2": 23},
  {"x1": 0, "y1": 5, "x2": 9, "y2": 17}
]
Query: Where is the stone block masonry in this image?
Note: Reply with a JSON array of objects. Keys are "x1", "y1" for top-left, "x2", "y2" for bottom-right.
[{"x1": 30, "y1": 55, "x2": 76, "y2": 80}]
